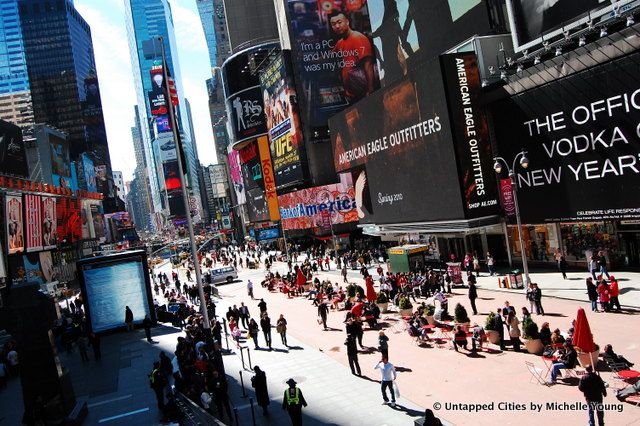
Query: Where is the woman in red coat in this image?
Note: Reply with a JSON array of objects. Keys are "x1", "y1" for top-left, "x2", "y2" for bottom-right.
[
  {"x1": 365, "y1": 275, "x2": 376, "y2": 302},
  {"x1": 597, "y1": 280, "x2": 610, "y2": 312}
]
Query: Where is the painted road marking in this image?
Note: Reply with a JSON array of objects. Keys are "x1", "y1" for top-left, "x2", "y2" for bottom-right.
[
  {"x1": 98, "y1": 407, "x2": 149, "y2": 423},
  {"x1": 88, "y1": 394, "x2": 133, "y2": 408}
]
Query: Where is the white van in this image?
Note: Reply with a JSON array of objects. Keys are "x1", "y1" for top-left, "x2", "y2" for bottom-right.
[{"x1": 209, "y1": 266, "x2": 238, "y2": 284}]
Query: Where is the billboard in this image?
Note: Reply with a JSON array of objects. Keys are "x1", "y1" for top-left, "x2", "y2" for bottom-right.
[
  {"x1": 42, "y1": 197, "x2": 57, "y2": 249},
  {"x1": 239, "y1": 140, "x2": 264, "y2": 190},
  {"x1": 278, "y1": 174, "x2": 358, "y2": 231},
  {"x1": 5, "y1": 193, "x2": 24, "y2": 254},
  {"x1": 441, "y1": 53, "x2": 499, "y2": 218},
  {"x1": 57, "y1": 197, "x2": 82, "y2": 244},
  {"x1": 257, "y1": 136, "x2": 280, "y2": 221},
  {"x1": 25, "y1": 194, "x2": 43, "y2": 252},
  {"x1": 256, "y1": 226, "x2": 280, "y2": 241},
  {"x1": 148, "y1": 67, "x2": 167, "y2": 116},
  {"x1": 90, "y1": 202, "x2": 106, "y2": 240},
  {"x1": 80, "y1": 153, "x2": 97, "y2": 193},
  {"x1": 156, "y1": 115, "x2": 171, "y2": 133},
  {"x1": 506, "y1": 0, "x2": 623, "y2": 52},
  {"x1": 260, "y1": 51, "x2": 306, "y2": 188},
  {"x1": 210, "y1": 164, "x2": 227, "y2": 184},
  {"x1": 158, "y1": 135, "x2": 177, "y2": 163},
  {"x1": 0, "y1": 120, "x2": 28, "y2": 178},
  {"x1": 78, "y1": 251, "x2": 153, "y2": 333},
  {"x1": 329, "y1": 57, "x2": 464, "y2": 224},
  {"x1": 286, "y1": 0, "x2": 379, "y2": 132},
  {"x1": 226, "y1": 86, "x2": 268, "y2": 144},
  {"x1": 50, "y1": 135, "x2": 72, "y2": 188},
  {"x1": 367, "y1": 0, "x2": 491, "y2": 87},
  {"x1": 246, "y1": 187, "x2": 270, "y2": 223},
  {"x1": 491, "y1": 50, "x2": 640, "y2": 223},
  {"x1": 228, "y1": 150, "x2": 246, "y2": 204}
]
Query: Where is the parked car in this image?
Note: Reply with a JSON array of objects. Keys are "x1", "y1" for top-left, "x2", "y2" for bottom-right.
[{"x1": 210, "y1": 266, "x2": 238, "y2": 284}]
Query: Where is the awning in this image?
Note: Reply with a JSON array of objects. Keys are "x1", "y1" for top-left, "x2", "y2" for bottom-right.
[
  {"x1": 361, "y1": 215, "x2": 502, "y2": 235},
  {"x1": 312, "y1": 233, "x2": 350, "y2": 241}
]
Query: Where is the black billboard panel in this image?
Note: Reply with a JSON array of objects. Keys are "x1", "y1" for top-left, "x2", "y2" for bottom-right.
[
  {"x1": 238, "y1": 140, "x2": 263, "y2": 191},
  {"x1": 329, "y1": 58, "x2": 464, "y2": 224},
  {"x1": 260, "y1": 51, "x2": 307, "y2": 189},
  {"x1": 246, "y1": 187, "x2": 270, "y2": 223},
  {"x1": 507, "y1": 0, "x2": 611, "y2": 51},
  {"x1": 0, "y1": 120, "x2": 28, "y2": 178},
  {"x1": 367, "y1": 0, "x2": 491, "y2": 87},
  {"x1": 491, "y1": 51, "x2": 640, "y2": 224},
  {"x1": 148, "y1": 67, "x2": 167, "y2": 116},
  {"x1": 226, "y1": 86, "x2": 267, "y2": 144},
  {"x1": 286, "y1": 0, "x2": 379, "y2": 134},
  {"x1": 442, "y1": 53, "x2": 499, "y2": 218}
]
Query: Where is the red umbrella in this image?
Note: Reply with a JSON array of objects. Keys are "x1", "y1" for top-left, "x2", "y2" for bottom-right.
[{"x1": 573, "y1": 307, "x2": 597, "y2": 368}]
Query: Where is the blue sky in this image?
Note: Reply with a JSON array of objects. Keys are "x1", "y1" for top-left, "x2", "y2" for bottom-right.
[{"x1": 75, "y1": 0, "x2": 216, "y2": 182}]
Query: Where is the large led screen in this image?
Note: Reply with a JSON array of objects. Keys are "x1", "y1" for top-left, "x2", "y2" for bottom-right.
[
  {"x1": 491, "y1": 50, "x2": 640, "y2": 224},
  {"x1": 79, "y1": 252, "x2": 152, "y2": 333}
]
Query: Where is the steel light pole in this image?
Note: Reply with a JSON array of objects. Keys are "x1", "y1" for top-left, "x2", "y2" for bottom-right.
[{"x1": 493, "y1": 150, "x2": 531, "y2": 286}]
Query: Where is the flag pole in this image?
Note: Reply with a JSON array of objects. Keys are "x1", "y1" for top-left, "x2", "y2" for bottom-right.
[{"x1": 157, "y1": 36, "x2": 211, "y2": 334}]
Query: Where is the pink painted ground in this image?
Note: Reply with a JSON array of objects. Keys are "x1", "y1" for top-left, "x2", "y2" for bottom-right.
[{"x1": 218, "y1": 264, "x2": 640, "y2": 426}]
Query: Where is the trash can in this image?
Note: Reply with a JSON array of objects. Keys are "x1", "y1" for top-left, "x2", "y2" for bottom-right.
[{"x1": 507, "y1": 270, "x2": 524, "y2": 289}]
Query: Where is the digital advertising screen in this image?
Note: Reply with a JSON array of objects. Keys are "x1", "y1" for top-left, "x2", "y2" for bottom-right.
[
  {"x1": 0, "y1": 120, "x2": 28, "y2": 178},
  {"x1": 441, "y1": 53, "x2": 499, "y2": 219},
  {"x1": 78, "y1": 251, "x2": 153, "y2": 333},
  {"x1": 506, "y1": 0, "x2": 620, "y2": 51},
  {"x1": 277, "y1": 173, "x2": 358, "y2": 231},
  {"x1": 329, "y1": 57, "x2": 464, "y2": 225},
  {"x1": 246, "y1": 187, "x2": 270, "y2": 223},
  {"x1": 239, "y1": 140, "x2": 264, "y2": 191},
  {"x1": 260, "y1": 51, "x2": 307, "y2": 189},
  {"x1": 80, "y1": 153, "x2": 97, "y2": 193},
  {"x1": 286, "y1": 0, "x2": 379, "y2": 133},
  {"x1": 256, "y1": 226, "x2": 280, "y2": 241},
  {"x1": 491, "y1": 50, "x2": 640, "y2": 224},
  {"x1": 367, "y1": 0, "x2": 491, "y2": 87},
  {"x1": 228, "y1": 150, "x2": 247, "y2": 205}
]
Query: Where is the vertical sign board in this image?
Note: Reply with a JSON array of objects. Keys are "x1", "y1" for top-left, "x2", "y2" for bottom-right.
[
  {"x1": 6, "y1": 193, "x2": 24, "y2": 254},
  {"x1": 441, "y1": 53, "x2": 499, "y2": 218},
  {"x1": 24, "y1": 194, "x2": 43, "y2": 252},
  {"x1": 42, "y1": 197, "x2": 57, "y2": 249},
  {"x1": 257, "y1": 136, "x2": 280, "y2": 221}
]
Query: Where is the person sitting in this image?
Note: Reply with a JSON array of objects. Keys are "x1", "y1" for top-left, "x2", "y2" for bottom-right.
[
  {"x1": 331, "y1": 290, "x2": 345, "y2": 310},
  {"x1": 602, "y1": 344, "x2": 634, "y2": 368},
  {"x1": 363, "y1": 304, "x2": 378, "y2": 329},
  {"x1": 539, "y1": 322, "x2": 552, "y2": 346},
  {"x1": 453, "y1": 326, "x2": 468, "y2": 352},
  {"x1": 616, "y1": 380, "x2": 640, "y2": 401},
  {"x1": 551, "y1": 328, "x2": 565, "y2": 345},
  {"x1": 548, "y1": 342, "x2": 578, "y2": 384}
]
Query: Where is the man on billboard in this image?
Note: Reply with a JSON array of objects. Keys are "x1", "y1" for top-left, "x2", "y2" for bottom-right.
[{"x1": 329, "y1": 11, "x2": 376, "y2": 103}]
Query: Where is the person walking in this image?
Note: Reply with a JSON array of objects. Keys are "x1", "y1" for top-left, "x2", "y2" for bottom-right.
[
  {"x1": 260, "y1": 313, "x2": 272, "y2": 349},
  {"x1": 125, "y1": 306, "x2": 134, "y2": 331},
  {"x1": 276, "y1": 314, "x2": 288, "y2": 347},
  {"x1": 374, "y1": 356, "x2": 397, "y2": 406},
  {"x1": 143, "y1": 315, "x2": 153, "y2": 342},
  {"x1": 597, "y1": 251, "x2": 610, "y2": 279},
  {"x1": 248, "y1": 318, "x2": 260, "y2": 349},
  {"x1": 578, "y1": 365, "x2": 607, "y2": 426},
  {"x1": 258, "y1": 299, "x2": 267, "y2": 315},
  {"x1": 609, "y1": 276, "x2": 621, "y2": 311},
  {"x1": 88, "y1": 332, "x2": 101, "y2": 361},
  {"x1": 556, "y1": 253, "x2": 568, "y2": 280},
  {"x1": 486, "y1": 253, "x2": 495, "y2": 276},
  {"x1": 345, "y1": 334, "x2": 361, "y2": 376},
  {"x1": 378, "y1": 330, "x2": 389, "y2": 359},
  {"x1": 282, "y1": 378, "x2": 307, "y2": 426},
  {"x1": 149, "y1": 361, "x2": 167, "y2": 411},
  {"x1": 532, "y1": 283, "x2": 545, "y2": 315},
  {"x1": 239, "y1": 303, "x2": 250, "y2": 329},
  {"x1": 586, "y1": 278, "x2": 599, "y2": 312},
  {"x1": 212, "y1": 371, "x2": 233, "y2": 422},
  {"x1": 251, "y1": 366, "x2": 270, "y2": 415},
  {"x1": 247, "y1": 280, "x2": 254, "y2": 299},
  {"x1": 341, "y1": 264, "x2": 348, "y2": 283},
  {"x1": 507, "y1": 311, "x2": 521, "y2": 352},
  {"x1": 468, "y1": 280, "x2": 478, "y2": 315},
  {"x1": 77, "y1": 334, "x2": 89, "y2": 362},
  {"x1": 589, "y1": 255, "x2": 599, "y2": 281},
  {"x1": 317, "y1": 302, "x2": 329, "y2": 331},
  {"x1": 526, "y1": 283, "x2": 536, "y2": 314}
]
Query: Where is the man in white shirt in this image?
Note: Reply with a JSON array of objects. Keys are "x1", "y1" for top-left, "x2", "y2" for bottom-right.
[{"x1": 374, "y1": 356, "x2": 397, "y2": 406}]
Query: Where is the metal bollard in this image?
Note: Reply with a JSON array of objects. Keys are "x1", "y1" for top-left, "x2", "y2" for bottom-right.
[
  {"x1": 233, "y1": 406, "x2": 239, "y2": 425},
  {"x1": 247, "y1": 347, "x2": 252, "y2": 370},
  {"x1": 239, "y1": 370, "x2": 248, "y2": 398},
  {"x1": 223, "y1": 318, "x2": 228, "y2": 334},
  {"x1": 239, "y1": 347, "x2": 245, "y2": 370},
  {"x1": 249, "y1": 397, "x2": 257, "y2": 426}
]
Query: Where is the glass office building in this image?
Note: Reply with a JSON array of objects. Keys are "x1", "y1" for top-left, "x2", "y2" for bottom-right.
[{"x1": 125, "y1": 0, "x2": 202, "y2": 224}]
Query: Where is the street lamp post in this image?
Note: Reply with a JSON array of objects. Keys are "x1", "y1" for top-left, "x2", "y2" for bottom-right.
[{"x1": 493, "y1": 151, "x2": 531, "y2": 286}]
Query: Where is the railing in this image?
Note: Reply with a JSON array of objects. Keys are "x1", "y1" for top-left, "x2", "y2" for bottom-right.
[{"x1": 175, "y1": 392, "x2": 227, "y2": 426}]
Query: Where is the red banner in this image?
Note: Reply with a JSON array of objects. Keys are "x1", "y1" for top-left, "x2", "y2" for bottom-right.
[
  {"x1": 57, "y1": 197, "x2": 82, "y2": 244},
  {"x1": 25, "y1": 194, "x2": 42, "y2": 252},
  {"x1": 5, "y1": 193, "x2": 24, "y2": 254}
]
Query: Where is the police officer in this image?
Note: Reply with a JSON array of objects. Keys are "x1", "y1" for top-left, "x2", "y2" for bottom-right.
[
  {"x1": 282, "y1": 378, "x2": 307, "y2": 426},
  {"x1": 149, "y1": 361, "x2": 167, "y2": 411}
]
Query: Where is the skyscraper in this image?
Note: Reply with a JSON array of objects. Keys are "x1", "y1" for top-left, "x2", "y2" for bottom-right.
[
  {"x1": 125, "y1": 0, "x2": 202, "y2": 226},
  {"x1": 16, "y1": 0, "x2": 121, "y2": 212}
]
